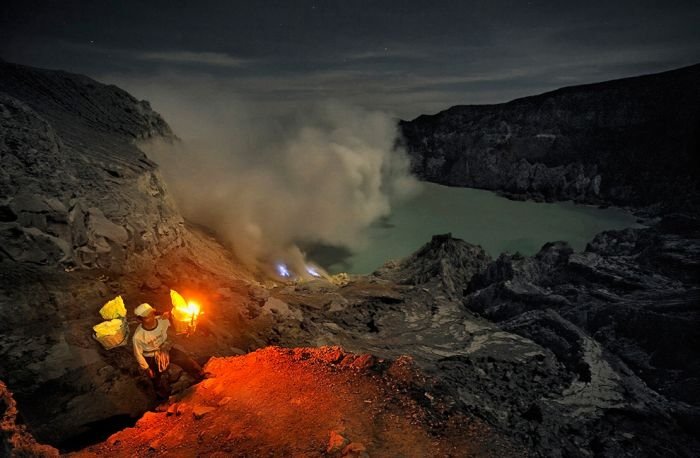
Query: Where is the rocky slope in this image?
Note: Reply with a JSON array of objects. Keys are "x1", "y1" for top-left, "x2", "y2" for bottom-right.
[
  {"x1": 400, "y1": 64, "x2": 700, "y2": 210},
  {"x1": 73, "y1": 347, "x2": 522, "y2": 457},
  {"x1": 0, "y1": 59, "x2": 181, "y2": 272},
  {"x1": 1, "y1": 380, "x2": 58, "y2": 457},
  {"x1": 0, "y1": 60, "x2": 269, "y2": 449},
  {"x1": 265, "y1": 221, "x2": 700, "y2": 457},
  {"x1": 5, "y1": 220, "x2": 698, "y2": 456}
]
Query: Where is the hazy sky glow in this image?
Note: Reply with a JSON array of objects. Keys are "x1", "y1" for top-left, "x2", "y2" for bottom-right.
[{"x1": 2, "y1": 0, "x2": 699, "y2": 118}]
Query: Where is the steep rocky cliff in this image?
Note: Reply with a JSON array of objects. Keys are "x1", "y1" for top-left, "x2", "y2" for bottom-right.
[
  {"x1": 400, "y1": 64, "x2": 700, "y2": 210},
  {"x1": 0, "y1": 60, "x2": 182, "y2": 272}
]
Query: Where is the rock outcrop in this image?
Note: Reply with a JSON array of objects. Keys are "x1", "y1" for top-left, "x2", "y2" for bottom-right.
[
  {"x1": 0, "y1": 60, "x2": 183, "y2": 272},
  {"x1": 0, "y1": 61, "x2": 267, "y2": 450},
  {"x1": 0, "y1": 380, "x2": 58, "y2": 457},
  {"x1": 457, "y1": 217, "x2": 700, "y2": 455},
  {"x1": 400, "y1": 63, "x2": 700, "y2": 210},
  {"x1": 374, "y1": 232, "x2": 492, "y2": 298},
  {"x1": 265, "y1": 221, "x2": 700, "y2": 456}
]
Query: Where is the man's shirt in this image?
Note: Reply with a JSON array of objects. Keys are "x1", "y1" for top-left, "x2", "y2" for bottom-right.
[{"x1": 132, "y1": 317, "x2": 170, "y2": 370}]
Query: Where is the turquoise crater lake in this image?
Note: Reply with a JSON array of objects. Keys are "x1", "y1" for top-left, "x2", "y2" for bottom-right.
[{"x1": 319, "y1": 183, "x2": 643, "y2": 274}]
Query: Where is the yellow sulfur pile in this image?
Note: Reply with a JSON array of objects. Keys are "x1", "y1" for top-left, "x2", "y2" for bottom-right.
[
  {"x1": 92, "y1": 318, "x2": 128, "y2": 349},
  {"x1": 329, "y1": 272, "x2": 350, "y2": 286},
  {"x1": 99, "y1": 295, "x2": 126, "y2": 320},
  {"x1": 93, "y1": 295, "x2": 129, "y2": 349},
  {"x1": 93, "y1": 318, "x2": 124, "y2": 337}
]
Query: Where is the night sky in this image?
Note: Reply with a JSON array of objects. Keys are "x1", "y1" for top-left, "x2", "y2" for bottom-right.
[{"x1": 2, "y1": 0, "x2": 699, "y2": 118}]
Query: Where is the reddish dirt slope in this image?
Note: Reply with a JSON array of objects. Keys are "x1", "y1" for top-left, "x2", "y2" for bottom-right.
[{"x1": 72, "y1": 347, "x2": 522, "y2": 457}]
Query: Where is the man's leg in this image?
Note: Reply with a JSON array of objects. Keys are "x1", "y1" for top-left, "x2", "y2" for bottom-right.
[
  {"x1": 169, "y1": 347, "x2": 205, "y2": 380},
  {"x1": 146, "y1": 355, "x2": 170, "y2": 398}
]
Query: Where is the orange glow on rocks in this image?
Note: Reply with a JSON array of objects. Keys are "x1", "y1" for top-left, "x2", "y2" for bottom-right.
[{"x1": 72, "y1": 346, "x2": 522, "y2": 457}]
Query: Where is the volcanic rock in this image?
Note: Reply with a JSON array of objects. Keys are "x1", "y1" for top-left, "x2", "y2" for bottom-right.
[
  {"x1": 165, "y1": 404, "x2": 177, "y2": 416},
  {"x1": 400, "y1": 64, "x2": 700, "y2": 210},
  {"x1": 0, "y1": 380, "x2": 58, "y2": 457},
  {"x1": 268, "y1": 228, "x2": 700, "y2": 456},
  {"x1": 461, "y1": 221, "x2": 700, "y2": 456},
  {"x1": 0, "y1": 60, "x2": 264, "y2": 450},
  {"x1": 327, "y1": 429, "x2": 349, "y2": 454},
  {"x1": 0, "y1": 61, "x2": 184, "y2": 272},
  {"x1": 192, "y1": 405, "x2": 216, "y2": 420},
  {"x1": 374, "y1": 232, "x2": 492, "y2": 298},
  {"x1": 71, "y1": 347, "x2": 520, "y2": 457},
  {"x1": 342, "y1": 441, "x2": 368, "y2": 457}
]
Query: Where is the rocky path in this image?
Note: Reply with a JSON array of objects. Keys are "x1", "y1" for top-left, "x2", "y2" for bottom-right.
[{"x1": 72, "y1": 347, "x2": 522, "y2": 457}]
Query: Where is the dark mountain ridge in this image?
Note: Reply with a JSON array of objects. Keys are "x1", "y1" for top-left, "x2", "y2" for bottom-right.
[
  {"x1": 0, "y1": 59, "x2": 182, "y2": 273},
  {"x1": 0, "y1": 60, "x2": 172, "y2": 146},
  {"x1": 400, "y1": 63, "x2": 700, "y2": 211}
]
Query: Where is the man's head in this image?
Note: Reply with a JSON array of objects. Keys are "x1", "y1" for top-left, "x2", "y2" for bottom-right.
[{"x1": 135, "y1": 303, "x2": 157, "y2": 328}]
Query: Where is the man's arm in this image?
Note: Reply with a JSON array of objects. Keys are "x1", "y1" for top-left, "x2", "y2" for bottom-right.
[{"x1": 132, "y1": 336, "x2": 151, "y2": 372}]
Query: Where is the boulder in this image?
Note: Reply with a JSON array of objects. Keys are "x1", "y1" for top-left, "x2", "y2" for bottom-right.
[{"x1": 327, "y1": 430, "x2": 349, "y2": 454}]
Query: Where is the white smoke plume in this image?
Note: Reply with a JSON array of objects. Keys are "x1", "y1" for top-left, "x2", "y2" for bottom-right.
[{"x1": 118, "y1": 75, "x2": 420, "y2": 277}]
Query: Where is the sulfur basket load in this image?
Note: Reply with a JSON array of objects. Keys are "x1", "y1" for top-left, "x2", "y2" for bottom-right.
[
  {"x1": 98, "y1": 295, "x2": 127, "y2": 320},
  {"x1": 92, "y1": 295, "x2": 129, "y2": 350},
  {"x1": 93, "y1": 318, "x2": 129, "y2": 350}
]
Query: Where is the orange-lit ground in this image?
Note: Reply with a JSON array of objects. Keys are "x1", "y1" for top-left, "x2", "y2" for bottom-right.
[{"x1": 71, "y1": 347, "x2": 521, "y2": 457}]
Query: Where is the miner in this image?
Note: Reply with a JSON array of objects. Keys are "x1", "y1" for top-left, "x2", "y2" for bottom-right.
[{"x1": 132, "y1": 303, "x2": 207, "y2": 399}]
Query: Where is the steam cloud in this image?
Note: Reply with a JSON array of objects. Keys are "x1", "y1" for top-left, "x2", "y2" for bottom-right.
[{"x1": 120, "y1": 76, "x2": 420, "y2": 276}]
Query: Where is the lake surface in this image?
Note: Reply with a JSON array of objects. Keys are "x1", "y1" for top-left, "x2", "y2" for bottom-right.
[{"x1": 319, "y1": 183, "x2": 642, "y2": 274}]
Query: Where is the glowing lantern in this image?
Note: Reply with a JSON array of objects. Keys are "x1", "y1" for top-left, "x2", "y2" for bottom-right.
[{"x1": 170, "y1": 289, "x2": 202, "y2": 335}]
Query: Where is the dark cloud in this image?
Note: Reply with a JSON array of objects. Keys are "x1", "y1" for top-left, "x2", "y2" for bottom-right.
[{"x1": 2, "y1": 0, "x2": 699, "y2": 118}]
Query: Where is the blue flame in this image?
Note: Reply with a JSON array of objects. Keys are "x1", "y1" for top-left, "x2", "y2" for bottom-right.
[
  {"x1": 305, "y1": 265, "x2": 321, "y2": 277},
  {"x1": 276, "y1": 263, "x2": 291, "y2": 278}
]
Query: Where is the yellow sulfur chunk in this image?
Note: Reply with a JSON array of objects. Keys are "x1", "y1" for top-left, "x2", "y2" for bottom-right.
[
  {"x1": 93, "y1": 318, "x2": 124, "y2": 337},
  {"x1": 99, "y1": 295, "x2": 127, "y2": 320}
]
